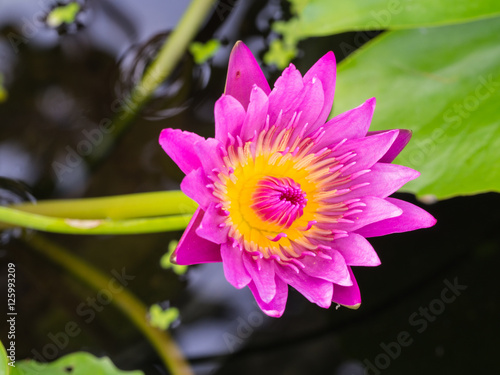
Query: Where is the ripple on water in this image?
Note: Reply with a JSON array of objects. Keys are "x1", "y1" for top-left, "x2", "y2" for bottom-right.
[
  {"x1": 0, "y1": 177, "x2": 36, "y2": 245},
  {"x1": 115, "y1": 31, "x2": 211, "y2": 120}
]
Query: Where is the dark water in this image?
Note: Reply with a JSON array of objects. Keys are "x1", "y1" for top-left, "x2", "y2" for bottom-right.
[{"x1": 0, "y1": 1, "x2": 498, "y2": 374}]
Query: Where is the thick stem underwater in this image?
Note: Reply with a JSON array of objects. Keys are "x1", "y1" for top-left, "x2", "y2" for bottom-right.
[{"x1": 25, "y1": 233, "x2": 193, "y2": 375}]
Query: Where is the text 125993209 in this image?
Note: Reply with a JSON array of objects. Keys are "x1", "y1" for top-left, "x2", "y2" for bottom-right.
[{"x1": 6, "y1": 262, "x2": 16, "y2": 367}]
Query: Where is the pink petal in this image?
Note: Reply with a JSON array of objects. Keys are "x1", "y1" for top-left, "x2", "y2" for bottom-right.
[
  {"x1": 221, "y1": 243, "x2": 251, "y2": 289},
  {"x1": 276, "y1": 265, "x2": 333, "y2": 308},
  {"x1": 302, "y1": 51, "x2": 336, "y2": 129},
  {"x1": 159, "y1": 128, "x2": 204, "y2": 175},
  {"x1": 214, "y1": 94, "x2": 246, "y2": 145},
  {"x1": 327, "y1": 163, "x2": 420, "y2": 203},
  {"x1": 240, "y1": 85, "x2": 269, "y2": 142},
  {"x1": 195, "y1": 137, "x2": 225, "y2": 176},
  {"x1": 172, "y1": 208, "x2": 222, "y2": 265},
  {"x1": 332, "y1": 196, "x2": 403, "y2": 232},
  {"x1": 331, "y1": 268, "x2": 361, "y2": 308},
  {"x1": 356, "y1": 197, "x2": 437, "y2": 237},
  {"x1": 225, "y1": 41, "x2": 271, "y2": 110},
  {"x1": 268, "y1": 64, "x2": 304, "y2": 125},
  {"x1": 243, "y1": 254, "x2": 276, "y2": 303},
  {"x1": 301, "y1": 250, "x2": 352, "y2": 286},
  {"x1": 313, "y1": 98, "x2": 376, "y2": 150},
  {"x1": 159, "y1": 129, "x2": 225, "y2": 179},
  {"x1": 370, "y1": 129, "x2": 412, "y2": 163},
  {"x1": 332, "y1": 233, "x2": 381, "y2": 267},
  {"x1": 248, "y1": 277, "x2": 288, "y2": 318},
  {"x1": 180, "y1": 168, "x2": 213, "y2": 209},
  {"x1": 289, "y1": 76, "x2": 325, "y2": 134},
  {"x1": 331, "y1": 129, "x2": 400, "y2": 175},
  {"x1": 195, "y1": 202, "x2": 229, "y2": 244}
]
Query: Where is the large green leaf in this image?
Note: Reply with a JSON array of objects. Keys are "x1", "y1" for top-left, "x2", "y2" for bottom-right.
[
  {"x1": 333, "y1": 17, "x2": 500, "y2": 200},
  {"x1": 11, "y1": 352, "x2": 143, "y2": 374},
  {"x1": 267, "y1": 0, "x2": 500, "y2": 67},
  {"x1": 277, "y1": 0, "x2": 500, "y2": 37}
]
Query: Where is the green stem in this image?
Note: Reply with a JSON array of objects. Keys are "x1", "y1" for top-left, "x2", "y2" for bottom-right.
[
  {"x1": 0, "y1": 206, "x2": 193, "y2": 235},
  {"x1": 25, "y1": 233, "x2": 193, "y2": 375},
  {"x1": 11, "y1": 191, "x2": 197, "y2": 220},
  {"x1": 91, "y1": 0, "x2": 218, "y2": 161}
]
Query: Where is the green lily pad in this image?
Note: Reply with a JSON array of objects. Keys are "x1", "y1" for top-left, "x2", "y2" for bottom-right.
[
  {"x1": 263, "y1": 39, "x2": 298, "y2": 69},
  {"x1": 148, "y1": 305, "x2": 180, "y2": 330},
  {"x1": 11, "y1": 351, "x2": 143, "y2": 375},
  {"x1": 333, "y1": 17, "x2": 500, "y2": 200},
  {"x1": 46, "y1": 2, "x2": 81, "y2": 28},
  {"x1": 189, "y1": 39, "x2": 221, "y2": 64},
  {"x1": 160, "y1": 240, "x2": 188, "y2": 275}
]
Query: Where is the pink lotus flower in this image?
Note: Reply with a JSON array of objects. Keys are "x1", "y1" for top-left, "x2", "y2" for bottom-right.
[{"x1": 159, "y1": 42, "x2": 436, "y2": 317}]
